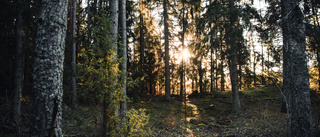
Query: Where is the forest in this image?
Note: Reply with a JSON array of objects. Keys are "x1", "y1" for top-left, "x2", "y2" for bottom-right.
[{"x1": 0, "y1": 0, "x2": 320, "y2": 136}]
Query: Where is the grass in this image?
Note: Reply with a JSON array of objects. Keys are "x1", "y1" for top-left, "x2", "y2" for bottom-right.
[
  {"x1": 1, "y1": 84, "x2": 319, "y2": 136},
  {"x1": 125, "y1": 85, "x2": 291, "y2": 136},
  {"x1": 5, "y1": 84, "x2": 315, "y2": 136}
]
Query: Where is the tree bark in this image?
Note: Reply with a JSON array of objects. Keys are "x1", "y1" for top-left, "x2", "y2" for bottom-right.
[
  {"x1": 229, "y1": 0, "x2": 240, "y2": 110},
  {"x1": 13, "y1": 0, "x2": 24, "y2": 128},
  {"x1": 220, "y1": 41, "x2": 225, "y2": 91},
  {"x1": 109, "y1": 0, "x2": 119, "y2": 127},
  {"x1": 120, "y1": 0, "x2": 127, "y2": 120},
  {"x1": 199, "y1": 55, "x2": 203, "y2": 93},
  {"x1": 211, "y1": 46, "x2": 214, "y2": 93},
  {"x1": 139, "y1": 0, "x2": 145, "y2": 96},
  {"x1": 282, "y1": 0, "x2": 313, "y2": 136},
  {"x1": 30, "y1": 0, "x2": 68, "y2": 136},
  {"x1": 87, "y1": 0, "x2": 91, "y2": 46},
  {"x1": 71, "y1": 0, "x2": 77, "y2": 108},
  {"x1": 215, "y1": 48, "x2": 218, "y2": 90},
  {"x1": 164, "y1": 0, "x2": 170, "y2": 100},
  {"x1": 180, "y1": 1, "x2": 185, "y2": 98}
]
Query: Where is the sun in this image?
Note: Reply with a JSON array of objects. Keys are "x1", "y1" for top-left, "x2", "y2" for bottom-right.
[
  {"x1": 175, "y1": 48, "x2": 190, "y2": 64},
  {"x1": 182, "y1": 49, "x2": 189, "y2": 60}
]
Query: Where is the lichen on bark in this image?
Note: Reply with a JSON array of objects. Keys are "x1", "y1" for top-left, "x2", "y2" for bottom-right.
[{"x1": 30, "y1": 0, "x2": 68, "y2": 137}]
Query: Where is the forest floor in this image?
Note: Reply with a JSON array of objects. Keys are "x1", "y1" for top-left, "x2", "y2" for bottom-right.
[
  {"x1": 133, "y1": 84, "x2": 320, "y2": 136},
  {"x1": 132, "y1": 85, "x2": 289, "y2": 136},
  {"x1": 1, "y1": 85, "x2": 320, "y2": 136},
  {"x1": 61, "y1": 84, "x2": 320, "y2": 136}
]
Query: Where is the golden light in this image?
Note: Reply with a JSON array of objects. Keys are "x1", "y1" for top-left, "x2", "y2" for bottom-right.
[
  {"x1": 176, "y1": 48, "x2": 190, "y2": 64},
  {"x1": 182, "y1": 49, "x2": 189, "y2": 60}
]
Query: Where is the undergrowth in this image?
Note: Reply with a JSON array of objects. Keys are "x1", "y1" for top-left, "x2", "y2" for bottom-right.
[{"x1": 60, "y1": 85, "x2": 320, "y2": 136}]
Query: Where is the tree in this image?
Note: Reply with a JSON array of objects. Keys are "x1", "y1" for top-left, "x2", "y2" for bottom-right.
[
  {"x1": 139, "y1": 0, "x2": 145, "y2": 96},
  {"x1": 306, "y1": 0, "x2": 320, "y2": 91},
  {"x1": 29, "y1": 0, "x2": 68, "y2": 136},
  {"x1": 120, "y1": 0, "x2": 127, "y2": 120},
  {"x1": 71, "y1": 0, "x2": 77, "y2": 108},
  {"x1": 282, "y1": 0, "x2": 313, "y2": 136},
  {"x1": 109, "y1": 0, "x2": 119, "y2": 118},
  {"x1": 13, "y1": 0, "x2": 24, "y2": 128},
  {"x1": 77, "y1": 7, "x2": 120, "y2": 136},
  {"x1": 164, "y1": 0, "x2": 170, "y2": 100},
  {"x1": 228, "y1": 0, "x2": 240, "y2": 110},
  {"x1": 179, "y1": 0, "x2": 186, "y2": 98}
]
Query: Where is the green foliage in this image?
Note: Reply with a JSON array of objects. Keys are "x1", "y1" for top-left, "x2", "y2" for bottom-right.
[
  {"x1": 76, "y1": 8, "x2": 123, "y2": 135},
  {"x1": 62, "y1": 106, "x2": 102, "y2": 136},
  {"x1": 126, "y1": 108, "x2": 151, "y2": 136},
  {"x1": 77, "y1": 9, "x2": 118, "y2": 104}
]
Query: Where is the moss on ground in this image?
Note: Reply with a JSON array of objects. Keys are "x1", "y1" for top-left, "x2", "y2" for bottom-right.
[{"x1": 60, "y1": 85, "x2": 320, "y2": 136}]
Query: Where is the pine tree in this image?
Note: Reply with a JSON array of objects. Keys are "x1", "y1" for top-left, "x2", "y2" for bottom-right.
[
  {"x1": 30, "y1": 0, "x2": 68, "y2": 136},
  {"x1": 282, "y1": 0, "x2": 313, "y2": 136},
  {"x1": 13, "y1": 0, "x2": 23, "y2": 129},
  {"x1": 120, "y1": 0, "x2": 127, "y2": 120},
  {"x1": 228, "y1": 0, "x2": 240, "y2": 110},
  {"x1": 71, "y1": 0, "x2": 77, "y2": 108},
  {"x1": 164, "y1": 0, "x2": 170, "y2": 100},
  {"x1": 109, "y1": 0, "x2": 119, "y2": 119}
]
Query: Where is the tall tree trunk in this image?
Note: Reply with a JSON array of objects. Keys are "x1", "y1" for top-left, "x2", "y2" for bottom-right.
[
  {"x1": 282, "y1": 0, "x2": 313, "y2": 136},
  {"x1": 238, "y1": 49, "x2": 242, "y2": 89},
  {"x1": 139, "y1": 0, "x2": 145, "y2": 96},
  {"x1": 261, "y1": 42, "x2": 265, "y2": 85},
  {"x1": 87, "y1": 0, "x2": 91, "y2": 45},
  {"x1": 164, "y1": 0, "x2": 170, "y2": 100},
  {"x1": 195, "y1": 75, "x2": 199, "y2": 91},
  {"x1": 229, "y1": 0, "x2": 240, "y2": 110},
  {"x1": 71, "y1": 0, "x2": 77, "y2": 108},
  {"x1": 317, "y1": 49, "x2": 320, "y2": 91},
  {"x1": 199, "y1": 55, "x2": 203, "y2": 93},
  {"x1": 220, "y1": 43, "x2": 225, "y2": 91},
  {"x1": 120, "y1": 0, "x2": 127, "y2": 120},
  {"x1": 253, "y1": 51, "x2": 256, "y2": 86},
  {"x1": 192, "y1": 74, "x2": 194, "y2": 91},
  {"x1": 13, "y1": 0, "x2": 24, "y2": 129},
  {"x1": 180, "y1": 66, "x2": 184, "y2": 96},
  {"x1": 180, "y1": 1, "x2": 185, "y2": 98},
  {"x1": 312, "y1": 3, "x2": 320, "y2": 91},
  {"x1": 211, "y1": 46, "x2": 214, "y2": 93},
  {"x1": 109, "y1": 0, "x2": 119, "y2": 134},
  {"x1": 215, "y1": 49, "x2": 218, "y2": 90},
  {"x1": 30, "y1": 0, "x2": 68, "y2": 136},
  {"x1": 239, "y1": 61, "x2": 242, "y2": 90}
]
